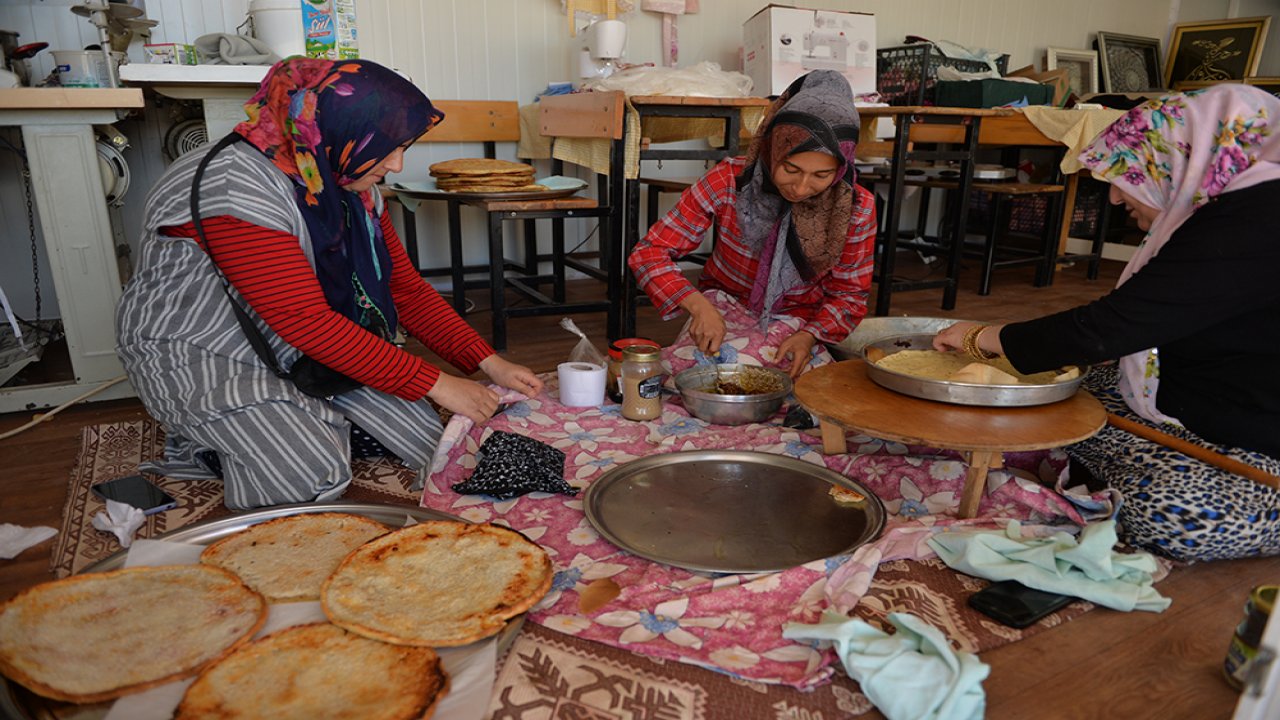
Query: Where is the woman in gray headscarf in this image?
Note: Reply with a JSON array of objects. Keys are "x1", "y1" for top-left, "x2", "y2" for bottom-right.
[{"x1": 629, "y1": 70, "x2": 877, "y2": 378}]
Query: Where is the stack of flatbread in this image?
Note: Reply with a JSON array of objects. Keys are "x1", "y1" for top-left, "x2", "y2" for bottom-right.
[
  {"x1": 429, "y1": 158, "x2": 546, "y2": 194},
  {"x1": 0, "y1": 513, "x2": 553, "y2": 718}
]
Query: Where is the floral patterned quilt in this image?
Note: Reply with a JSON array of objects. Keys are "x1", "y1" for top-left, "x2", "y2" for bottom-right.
[{"x1": 420, "y1": 376, "x2": 1097, "y2": 688}]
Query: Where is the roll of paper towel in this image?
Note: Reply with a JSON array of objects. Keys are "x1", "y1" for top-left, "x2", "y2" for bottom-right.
[{"x1": 558, "y1": 362, "x2": 606, "y2": 407}]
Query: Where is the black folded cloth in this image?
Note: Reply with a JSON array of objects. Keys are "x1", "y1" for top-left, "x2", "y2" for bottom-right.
[{"x1": 451, "y1": 431, "x2": 576, "y2": 500}]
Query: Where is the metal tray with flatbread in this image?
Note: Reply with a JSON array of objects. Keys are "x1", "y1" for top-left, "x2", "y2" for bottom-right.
[
  {"x1": 392, "y1": 175, "x2": 588, "y2": 201},
  {"x1": 584, "y1": 450, "x2": 885, "y2": 574},
  {"x1": 0, "y1": 502, "x2": 522, "y2": 720},
  {"x1": 862, "y1": 333, "x2": 1085, "y2": 407}
]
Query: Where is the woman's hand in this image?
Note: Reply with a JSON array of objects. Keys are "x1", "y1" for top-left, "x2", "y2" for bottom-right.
[
  {"x1": 933, "y1": 321, "x2": 1005, "y2": 356},
  {"x1": 426, "y1": 374, "x2": 501, "y2": 424},
  {"x1": 479, "y1": 355, "x2": 545, "y2": 397},
  {"x1": 678, "y1": 292, "x2": 726, "y2": 356},
  {"x1": 775, "y1": 330, "x2": 816, "y2": 378}
]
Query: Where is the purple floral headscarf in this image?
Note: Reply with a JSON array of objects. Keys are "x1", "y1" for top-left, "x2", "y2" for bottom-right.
[{"x1": 1078, "y1": 84, "x2": 1280, "y2": 424}]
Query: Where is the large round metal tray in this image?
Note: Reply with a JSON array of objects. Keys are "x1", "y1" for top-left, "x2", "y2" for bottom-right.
[
  {"x1": 584, "y1": 450, "x2": 885, "y2": 574},
  {"x1": 863, "y1": 333, "x2": 1085, "y2": 407},
  {"x1": 0, "y1": 502, "x2": 520, "y2": 720}
]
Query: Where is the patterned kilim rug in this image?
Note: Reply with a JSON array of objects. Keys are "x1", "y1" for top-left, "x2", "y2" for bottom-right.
[{"x1": 54, "y1": 420, "x2": 1096, "y2": 718}]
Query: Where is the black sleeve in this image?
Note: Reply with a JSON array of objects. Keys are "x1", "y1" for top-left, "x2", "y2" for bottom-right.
[{"x1": 1000, "y1": 180, "x2": 1280, "y2": 374}]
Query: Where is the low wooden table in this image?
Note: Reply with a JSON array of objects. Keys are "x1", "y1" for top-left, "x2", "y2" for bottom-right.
[{"x1": 795, "y1": 360, "x2": 1106, "y2": 518}]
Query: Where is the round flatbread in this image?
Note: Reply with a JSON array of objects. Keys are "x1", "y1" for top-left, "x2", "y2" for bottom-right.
[
  {"x1": 439, "y1": 183, "x2": 548, "y2": 194},
  {"x1": 322, "y1": 521, "x2": 553, "y2": 647},
  {"x1": 175, "y1": 623, "x2": 449, "y2": 720},
  {"x1": 200, "y1": 513, "x2": 390, "y2": 603},
  {"x1": 435, "y1": 176, "x2": 534, "y2": 188},
  {"x1": 0, "y1": 565, "x2": 266, "y2": 703},
  {"x1": 429, "y1": 158, "x2": 534, "y2": 176}
]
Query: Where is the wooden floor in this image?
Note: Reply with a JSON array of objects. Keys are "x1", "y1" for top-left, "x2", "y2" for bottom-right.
[{"x1": 1, "y1": 255, "x2": 1273, "y2": 719}]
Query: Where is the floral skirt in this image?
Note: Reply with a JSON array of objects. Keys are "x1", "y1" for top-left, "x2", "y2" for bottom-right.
[
  {"x1": 1068, "y1": 364, "x2": 1280, "y2": 562},
  {"x1": 660, "y1": 289, "x2": 834, "y2": 376}
]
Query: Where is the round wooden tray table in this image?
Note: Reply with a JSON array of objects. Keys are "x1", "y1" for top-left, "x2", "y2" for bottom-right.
[{"x1": 794, "y1": 360, "x2": 1106, "y2": 518}]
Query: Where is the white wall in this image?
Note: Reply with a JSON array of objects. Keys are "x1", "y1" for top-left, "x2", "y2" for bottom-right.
[{"x1": 0, "y1": 0, "x2": 1243, "y2": 318}]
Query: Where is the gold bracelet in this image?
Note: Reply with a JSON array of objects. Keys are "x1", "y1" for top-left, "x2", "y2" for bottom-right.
[{"x1": 962, "y1": 325, "x2": 998, "y2": 361}]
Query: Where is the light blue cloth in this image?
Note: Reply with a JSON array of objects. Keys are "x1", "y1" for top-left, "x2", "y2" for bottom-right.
[
  {"x1": 927, "y1": 520, "x2": 1171, "y2": 613},
  {"x1": 784, "y1": 612, "x2": 989, "y2": 720}
]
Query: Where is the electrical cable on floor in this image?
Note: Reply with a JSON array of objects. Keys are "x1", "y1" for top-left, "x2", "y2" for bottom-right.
[{"x1": 0, "y1": 375, "x2": 129, "y2": 441}]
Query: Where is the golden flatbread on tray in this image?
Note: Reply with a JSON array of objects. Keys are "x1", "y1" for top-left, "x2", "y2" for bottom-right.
[
  {"x1": 875, "y1": 350, "x2": 1067, "y2": 385},
  {"x1": 429, "y1": 158, "x2": 534, "y2": 176},
  {"x1": 438, "y1": 183, "x2": 548, "y2": 194},
  {"x1": 0, "y1": 565, "x2": 266, "y2": 703},
  {"x1": 436, "y1": 176, "x2": 534, "y2": 188},
  {"x1": 322, "y1": 521, "x2": 553, "y2": 647},
  {"x1": 175, "y1": 622, "x2": 449, "y2": 720},
  {"x1": 200, "y1": 512, "x2": 389, "y2": 603}
]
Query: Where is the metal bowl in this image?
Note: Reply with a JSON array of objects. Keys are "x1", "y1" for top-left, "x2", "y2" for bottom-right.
[
  {"x1": 673, "y1": 364, "x2": 792, "y2": 426},
  {"x1": 862, "y1": 333, "x2": 1086, "y2": 407}
]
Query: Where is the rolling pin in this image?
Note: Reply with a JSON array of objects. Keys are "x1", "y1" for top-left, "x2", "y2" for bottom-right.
[{"x1": 1106, "y1": 413, "x2": 1280, "y2": 489}]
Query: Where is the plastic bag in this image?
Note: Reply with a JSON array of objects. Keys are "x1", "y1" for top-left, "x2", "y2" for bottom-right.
[
  {"x1": 581, "y1": 61, "x2": 753, "y2": 97},
  {"x1": 560, "y1": 317, "x2": 607, "y2": 367}
]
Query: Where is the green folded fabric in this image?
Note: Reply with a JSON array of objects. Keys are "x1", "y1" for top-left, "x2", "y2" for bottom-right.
[
  {"x1": 783, "y1": 612, "x2": 989, "y2": 720},
  {"x1": 927, "y1": 520, "x2": 1171, "y2": 613}
]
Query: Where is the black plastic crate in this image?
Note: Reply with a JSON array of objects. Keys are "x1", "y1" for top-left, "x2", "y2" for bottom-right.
[
  {"x1": 877, "y1": 43, "x2": 1010, "y2": 106},
  {"x1": 1069, "y1": 176, "x2": 1108, "y2": 238}
]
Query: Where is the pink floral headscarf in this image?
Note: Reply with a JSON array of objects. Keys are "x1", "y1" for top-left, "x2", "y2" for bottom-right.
[{"x1": 1079, "y1": 84, "x2": 1280, "y2": 424}]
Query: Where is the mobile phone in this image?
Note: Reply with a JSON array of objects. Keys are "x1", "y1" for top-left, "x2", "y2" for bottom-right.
[
  {"x1": 90, "y1": 475, "x2": 178, "y2": 515},
  {"x1": 968, "y1": 580, "x2": 1076, "y2": 629}
]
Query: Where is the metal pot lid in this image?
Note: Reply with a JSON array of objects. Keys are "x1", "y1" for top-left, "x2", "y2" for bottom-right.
[{"x1": 584, "y1": 450, "x2": 885, "y2": 574}]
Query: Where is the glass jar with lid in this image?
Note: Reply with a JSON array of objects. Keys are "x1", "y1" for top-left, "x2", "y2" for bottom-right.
[
  {"x1": 620, "y1": 344, "x2": 664, "y2": 421},
  {"x1": 606, "y1": 337, "x2": 657, "y2": 403}
]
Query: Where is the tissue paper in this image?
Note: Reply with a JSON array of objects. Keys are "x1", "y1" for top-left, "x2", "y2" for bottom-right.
[
  {"x1": 0, "y1": 523, "x2": 57, "y2": 559},
  {"x1": 91, "y1": 500, "x2": 146, "y2": 548}
]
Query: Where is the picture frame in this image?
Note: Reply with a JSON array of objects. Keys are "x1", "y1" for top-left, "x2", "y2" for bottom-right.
[
  {"x1": 1165, "y1": 16, "x2": 1271, "y2": 88},
  {"x1": 1045, "y1": 47, "x2": 1100, "y2": 96},
  {"x1": 1171, "y1": 79, "x2": 1241, "y2": 92},
  {"x1": 1095, "y1": 32, "x2": 1163, "y2": 93},
  {"x1": 1245, "y1": 77, "x2": 1280, "y2": 100}
]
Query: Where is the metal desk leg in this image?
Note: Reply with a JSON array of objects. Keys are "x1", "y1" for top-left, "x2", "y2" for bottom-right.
[
  {"x1": 873, "y1": 113, "x2": 913, "y2": 316},
  {"x1": 607, "y1": 138, "x2": 626, "y2": 341},
  {"x1": 942, "y1": 116, "x2": 982, "y2": 310},
  {"x1": 446, "y1": 200, "x2": 467, "y2": 316},
  {"x1": 488, "y1": 212, "x2": 508, "y2": 352}
]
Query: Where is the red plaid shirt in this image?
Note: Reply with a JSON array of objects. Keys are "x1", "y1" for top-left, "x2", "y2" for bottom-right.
[{"x1": 629, "y1": 157, "x2": 877, "y2": 343}]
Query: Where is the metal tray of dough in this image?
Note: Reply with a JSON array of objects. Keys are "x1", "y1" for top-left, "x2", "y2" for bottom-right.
[
  {"x1": 863, "y1": 333, "x2": 1085, "y2": 407},
  {"x1": 827, "y1": 316, "x2": 978, "y2": 361},
  {"x1": 1, "y1": 502, "x2": 524, "y2": 720},
  {"x1": 583, "y1": 450, "x2": 885, "y2": 574}
]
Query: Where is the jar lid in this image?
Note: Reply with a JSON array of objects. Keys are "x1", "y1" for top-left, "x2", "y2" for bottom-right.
[
  {"x1": 621, "y1": 344, "x2": 661, "y2": 361},
  {"x1": 610, "y1": 337, "x2": 657, "y2": 359}
]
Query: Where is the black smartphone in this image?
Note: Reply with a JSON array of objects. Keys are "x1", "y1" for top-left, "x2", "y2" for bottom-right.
[
  {"x1": 90, "y1": 475, "x2": 178, "y2": 515},
  {"x1": 968, "y1": 580, "x2": 1075, "y2": 629}
]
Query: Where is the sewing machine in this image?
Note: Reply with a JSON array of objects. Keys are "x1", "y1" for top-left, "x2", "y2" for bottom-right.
[{"x1": 801, "y1": 28, "x2": 849, "y2": 71}]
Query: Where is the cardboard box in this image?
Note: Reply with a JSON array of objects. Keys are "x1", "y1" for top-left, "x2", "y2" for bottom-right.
[
  {"x1": 144, "y1": 43, "x2": 197, "y2": 66},
  {"x1": 743, "y1": 4, "x2": 876, "y2": 96}
]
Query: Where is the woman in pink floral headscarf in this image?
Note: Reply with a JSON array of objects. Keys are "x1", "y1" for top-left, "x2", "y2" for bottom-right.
[{"x1": 934, "y1": 85, "x2": 1280, "y2": 562}]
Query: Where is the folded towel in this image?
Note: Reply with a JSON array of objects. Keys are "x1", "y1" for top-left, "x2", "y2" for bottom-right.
[
  {"x1": 193, "y1": 33, "x2": 280, "y2": 66},
  {"x1": 784, "y1": 611, "x2": 989, "y2": 720},
  {"x1": 927, "y1": 520, "x2": 1171, "y2": 613}
]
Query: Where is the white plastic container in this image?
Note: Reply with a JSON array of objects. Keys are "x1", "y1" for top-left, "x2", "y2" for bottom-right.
[
  {"x1": 249, "y1": 0, "x2": 305, "y2": 59},
  {"x1": 52, "y1": 50, "x2": 125, "y2": 88}
]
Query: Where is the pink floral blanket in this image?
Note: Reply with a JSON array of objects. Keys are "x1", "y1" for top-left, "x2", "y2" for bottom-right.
[{"x1": 420, "y1": 375, "x2": 1096, "y2": 688}]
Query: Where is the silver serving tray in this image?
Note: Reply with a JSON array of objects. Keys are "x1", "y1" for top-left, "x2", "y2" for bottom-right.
[
  {"x1": 1, "y1": 502, "x2": 521, "y2": 720},
  {"x1": 863, "y1": 333, "x2": 1085, "y2": 407},
  {"x1": 828, "y1": 316, "x2": 978, "y2": 361},
  {"x1": 584, "y1": 450, "x2": 885, "y2": 574}
]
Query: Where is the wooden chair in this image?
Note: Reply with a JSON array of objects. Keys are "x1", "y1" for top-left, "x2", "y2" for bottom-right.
[{"x1": 389, "y1": 99, "x2": 619, "y2": 351}]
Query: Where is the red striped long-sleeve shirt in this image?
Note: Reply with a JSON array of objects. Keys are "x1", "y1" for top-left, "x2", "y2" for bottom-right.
[
  {"x1": 628, "y1": 157, "x2": 877, "y2": 344},
  {"x1": 162, "y1": 212, "x2": 495, "y2": 400}
]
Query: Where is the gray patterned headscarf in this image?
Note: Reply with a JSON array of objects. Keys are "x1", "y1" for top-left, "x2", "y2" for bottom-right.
[{"x1": 737, "y1": 70, "x2": 860, "y2": 322}]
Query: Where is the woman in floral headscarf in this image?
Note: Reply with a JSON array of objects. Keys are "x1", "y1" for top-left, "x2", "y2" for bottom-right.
[
  {"x1": 116, "y1": 58, "x2": 541, "y2": 510},
  {"x1": 629, "y1": 70, "x2": 877, "y2": 378},
  {"x1": 935, "y1": 84, "x2": 1280, "y2": 561}
]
